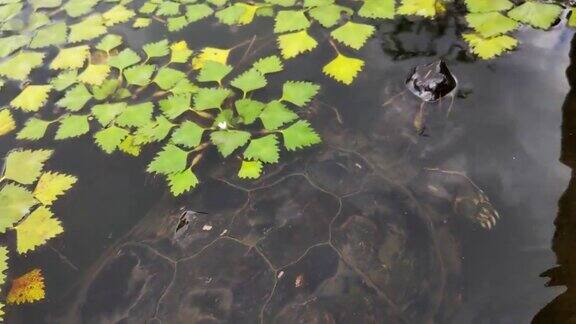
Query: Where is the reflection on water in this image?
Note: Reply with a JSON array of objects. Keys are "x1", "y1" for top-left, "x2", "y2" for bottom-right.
[{"x1": 1, "y1": 13, "x2": 574, "y2": 324}]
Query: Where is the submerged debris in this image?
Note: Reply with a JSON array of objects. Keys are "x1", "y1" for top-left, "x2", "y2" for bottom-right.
[{"x1": 406, "y1": 60, "x2": 457, "y2": 102}]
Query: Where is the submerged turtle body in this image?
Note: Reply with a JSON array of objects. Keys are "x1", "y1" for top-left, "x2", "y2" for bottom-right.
[{"x1": 56, "y1": 71, "x2": 497, "y2": 324}]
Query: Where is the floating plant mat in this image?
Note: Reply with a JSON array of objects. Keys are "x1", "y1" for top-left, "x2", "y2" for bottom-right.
[{"x1": 0, "y1": 0, "x2": 571, "y2": 319}]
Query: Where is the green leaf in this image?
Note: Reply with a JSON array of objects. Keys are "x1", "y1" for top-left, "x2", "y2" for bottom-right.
[
  {"x1": 124, "y1": 64, "x2": 155, "y2": 86},
  {"x1": 167, "y1": 169, "x2": 198, "y2": 195},
  {"x1": 170, "y1": 41, "x2": 193, "y2": 63},
  {"x1": 171, "y1": 79, "x2": 199, "y2": 94},
  {"x1": 230, "y1": 69, "x2": 267, "y2": 95},
  {"x1": 397, "y1": 0, "x2": 438, "y2": 17},
  {"x1": 153, "y1": 67, "x2": 186, "y2": 90},
  {"x1": 92, "y1": 102, "x2": 127, "y2": 126},
  {"x1": 259, "y1": 100, "x2": 298, "y2": 130},
  {"x1": 210, "y1": 130, "x2": 251, "y2": 157},
  {"x1": 281, "y1": 81, "x2": 320, "y2": 107},
  {"x1": 463, "y1": 33, "x2": 518, "y2": 59},
  {"x1": 64, "y1": 0, "x2": 99, "y2": 17},
  {"x1": 215, "y1": 4, "x2": 246, "y2": 25},
  {"x1": 323, "y1": 53, "x2": 364, "y2": 85},
  {"x1": 168, "y1": 16, "x2": 189, "y2": 31},
  {"x1": 118, "y1": 135, "x2": 142, "y2": 156},
  {"x1": 508, "y1": 1, "x2": 562, "y2": 29},
  {"x1": 570, "y1": 9, "x2": 576, "y2": 28},
  {"x1": 17, "y1": 118, "x2": 50, "y2": 140},
  {"x1": 236, "y1": 98, "x2": 265, "y2": 124},
  {"x1": 253, "y1": 55, "x2": 284, "y2": 74},
  {"x1": 78, "y1": 64, "x2": 111, "y2": 86},
  {"x1": 116, "y1": 102, "x2": 154, "y2": 128},
  {"x1": 159, "y1": 93, "x2": 191, "y2": 119},
  {"x1": 133, "y1": 116, "x2": 174, "y2": 144},
  {"x1": 50, "y1": 70, "x2": 78, "y2": 91},
  {"x1": 55, "y1": 115, "x2": 90, "y2": 139},
  {"x1": 57, "y1": 84, "x2": 92, "y2": 111},
  {"x1": 238, "y1": 160, "x2": 262, "y2": 179},
  {"x1": 309, "y1": 5, "x2": 352, "y2": 28},
  {"x1": 359, "y1": 0, "x2": 395, "y2": 19},
  {"x1": 147, "y1": 144, "x2": 189, "y2": 175},
  {"x1": 3, "y1": 149, "x2": 53, "y2": 185},
  {"x1": 94, "y1": 126, "x2": 129, "y2": 153},
  {"x1": 171, "y1": 121, "x2": 204, "y2": 148},
  {"x1": 0, "y1": 109, "x2": 15, "y2": 137},
  {"x1": 139, "y1": 2, "x2": 157, "y2": 14},
  {"x1": 92, "y1": 79, "x2": 119, "y2": 100},
  {"x1": 0, "y1": 184, "x2": 37, "y2": 233},
  {"x1": 331, "y1": 22, "x2": 375, "y2": 50},
  {"x1": 277, "y1": 30, "x2": 318, "y2": 59},
  {"x1": 68, "y1": 14, "x2": 107, "y2": 43},
  {"x1": 108, "y1": 48, "x2": 141, "y2": 71},
  {"x1": 133, "y1": 17, "x2": 151, "y2": 28},
  {"x1": 0, "y1": 35, "x2": 30, "y2": 58},
  {"x1": 32, "y1": 172, "x2": 77, "y2": 206},
  {"x1": 281, "y1": 120, "x2": 321, "y2": 151},
  {"x1": 0, "y1": 51, "x2": 44, "y2": 81},
  {"x1": 96, "y1": 34, "x2": 123, "y2": 52},
  {"x1": 143, "y1": 40, "x2": 170, "y2": 59},
  {"x1": 29, "y1": 22, "x2": 67, "y2": 49},
  {"x1": 157, "y1": 1, "x2": 180, "y2": 16},
  {"x1": 50, "y1": 45, "x2": 90, "y2": 70},
  {"x1": 186, "y1": 4, "x2": 214, "y2": 22},
  {"x1": 193, "y1": 87, "x2": 232, "y2": 110},
  {"x1": 274, "y1": 10, "x2": 310, "y2": 33},
  {"x1": 244, "y1": 134, "x2": 279, "y2": 163},
  {"x1": 10, "y1": 85, "x2": 52, "y2": 112},
  {"x1": 103, "y1": 5, "x2": 135, "y2": 26},
  {"x1": 465, "y1": 0, "x2": 513, "y2": 13},
  {"x1": 197, "y1": 61, "x2": 232, "y2": 84},
  {"x1": 466, "y1": 12, "x2": 518, "y2": 38}
]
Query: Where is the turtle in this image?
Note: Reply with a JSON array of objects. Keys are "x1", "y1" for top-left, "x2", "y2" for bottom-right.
[{"x1": 52, "y1": 63, "x2": 498, "y2": 324}]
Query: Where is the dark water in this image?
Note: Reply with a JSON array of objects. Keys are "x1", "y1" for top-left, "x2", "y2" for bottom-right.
[{"x1": 1, "y1": 13, "x2": 574, "y2": 324}]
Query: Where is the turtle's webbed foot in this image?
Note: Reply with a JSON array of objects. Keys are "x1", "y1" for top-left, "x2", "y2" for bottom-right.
[{"x1": 454, "y1": 191, "x2": 500, "y2": 230}]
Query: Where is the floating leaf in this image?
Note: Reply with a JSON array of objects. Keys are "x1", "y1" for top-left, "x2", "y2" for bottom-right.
[
  {"x1": 116, "y1": 102, "x2": 154, "y2": 128},
  {"x1": 168, "y1": 16, "x2": 189, "y2": 32},
  {"x1": 281, "y1": 120, "x2": 321, "y2": 150},
  {"x1": 309, "y1": 5, "x2": 352, "y2": 28},
  {"x1": 157, "y1": 1, "x2": 180, "y2": 16},
  {"x1": 124, "y1": 64, "x2": 155, "y2": 86},
  {"x1": 359, "y1": 0, "x2": 395, "y2": 19},
  {"x1": 193, "y1": 88, "x2": 232, "y2": 110},
  {"x1": 50, "y1": 45, "x2": 90, "y2": 70},
  {"x1": 192, "y1": 47, "x2": 230, "y2": 69},
  {"x1": 230, "y1": 69, "x2": 267, "y2": 95},
  {"x1": 57, "y1": 84, "x2": 92, "y2": 111},
  {"x1": 186, "y1": 4, "x2": 214, "y2": 22},
  {"x1": 147, "y1": 144, "x2": 189, "y2": 175},
  {"x1": 29, "y1": 22, "x2": 67, "y2": 49},
  {"x1": 397, "y1": 0, "x2": 438, "y2": 17},
  {"x1": 78, "y1": 64, "x2": 111, "y2": 86},
  {"x1": 7, "y1": 269, "x2": 45, "y2": 304},
  {"x1": 197, "y1": 61, "x2": 233, "y2": 84},
  {"x1": 33, "y1": 172, "x2": 77, "y2": 206},
  {"x1": 92, "y1": 103, "x2": 127, "y2": 126},
  {"x1": 277, "y1": 30, "x2": 318, "y2": 59},
  {"x1": 64, "y1": 0, "x2": 98, "y2": 17},
  {"x1": 10, "y1": 85, "x2": 52, "y2": 112},
  {"x1": 170, "y1": 41, "x2": 193, "y2": 63},
  {"x1": 216, "y1": 4, "x2": 247, "y2": 25},
  {"x1": 0, "y1": 51, "x2": 44, "y2": 81},
  {"x1": 143, "y1": 40, "x2": 170, "y2": 59},
  {"x1": 0, "y1": 35, "x2": 30, "y2": 58},
  {"x1": 4, "y1": 149, "x2": 53, "y2": 185},
  {"x1": 0, "y1": 184, "x2": 37, "y2": 233},
  {"x1": 323, "y1": 53, "x2": 364, "y2": 85},
  {"x1": 108, "y1": 48, "x2": 141, "y2": 71},
  {"x1": 466, "y1": 12, "x2": 519, "y2": 38},
  {"x1": 153, "y1": 67, "x2": 186, "y2": 90},
  {"x1": 159, "y1": 93, "x2": 191, "y2": 119},
  {"x1": 238, "y1": 160, "x2": 262, "y2": 179},
  {"x1": 465, "y1": 0, "x2": 513, "y2": 13},
  {"x1": 55, "y1": 115, "x2": 90, "y2": 139},
  {"x1": 103, "y1": 5, "x2": 135, "y2": 26},
  {"x1": 171, "y1": 121, "x2": 205, "y2": 148},
  {"x1": 50, "y1": 70, "x2": 78, "y2": 91},
  {"x1": 15, "y1": 206, "x2": 64, "y2": 254},
  {"x1": 274, "y1": 10, "x2": 311, "y2": 33},
  {"x1": 94, "y1": 126, "x2": 129, "y2": 153},
  {"x1": 281, "y1": 81, "x2": 320, "y2": 107},
  {"x1": 463, "y1": 33, "x2": 518, "y2": 59},
  {"x1": 0, "y1": 109, "x2": 15, "y2": 136},
  {"x1": 244, "y1": 134, "x2": 280, "y2": 163},
  {"x1": 253, "y1": 55, "x2": 284, "y2": 74},
  {"x1": 92, "y1": 79, "x2": 119, "y2": 101},
  {"x1": 118, "y1": 135, "x2": 142, "y2": 156},
  {"x1": 211, "y1": 130, "x2": 251, "y2": 157},
  {"x1": 96, "y1": 34, "x2": 123, "y2": 53},
  {"x1": 236, "y1": 98, "x2": 265, "y2": 124},
  {"x1": 331, "y1": 22, "x2": 375, "y2": 50},
  {"x1": 133, "y1": 116, "x2": 174, "y2": 145},
  {"x1": 259, "y1": 100, "x2": 299, "y2": 130},
  {"x1": 0, "y1": 246, "x2": 7, "y2": 286},
  {"x1": 133, "y1": 17, "x2": 151, "y2": 28},
  {"x1": 68, "y1": 15, "x2": 107, "y2": 43},
  {"x1": 168, "y1": 169, "x2": 199, "y2": 195},
  {"x1": 17, "y1": 118, "x2": 50, "y2": 140},
  {"x1": 508, "y1": 1, "x2": 562, "y2": 29},
  {"x1": 570, "y1": 9, "x2": 576, "y2": 28}
]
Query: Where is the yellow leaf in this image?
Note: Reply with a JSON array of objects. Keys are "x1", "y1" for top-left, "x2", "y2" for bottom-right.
[
  {"x1": 33, "y1": 172, "x2": 78, "y2": 205},
  {"x1": 0, "y1": 109, "x2": 16, "y2": 136},
  {"x1": 170, "y1": 41, "x2": 193, "y2": 63},
  {"x1": 50, "y1": 45, "x2": 90, "y2": 70},
  {"x1": 7, "y1": 269, "x2": 45, "y2": 304},
  {"x1": 78, "y1": 64, "x2": 111, "y2": 85},
  {"x1": 397, "y1": 0, "x2": 439, "y2": 17},
  {"x1": 103, "y1": 5, "x2": 135, "y2": 26},
  {"x1": 192, "y1": 47, "x2": 230, "y2": 69},
  {"x1": 322, "y1": 53, "x2": 364, "y2": 85},
  {"x1": 277, "y1": 30, "x2": 318, "y2": 59},
  {"x1": 463, "y1": 33, "x2": 518, "y2": 59},
  {"x1": 238, "y1": 3, "x2": 260, "y2": 24},
  {"x1": 10, "y1": 85, "x2": 52, "y2": 112},
  {"x1": 15, "y1": 206, "x2": 64, "y2": 254},
  {"x1": 118, "y1": 135, "x2": 142, "y2": 156}
]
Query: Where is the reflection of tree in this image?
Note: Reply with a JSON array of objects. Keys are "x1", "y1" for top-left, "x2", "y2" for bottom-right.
[{"x1": 532, "y1": 34, "x2": 576, "y2": 323}]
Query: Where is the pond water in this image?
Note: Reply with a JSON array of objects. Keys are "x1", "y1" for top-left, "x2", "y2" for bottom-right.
[{"x1": 1, "y1": 5, "x2": 575, "y2": 324}]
